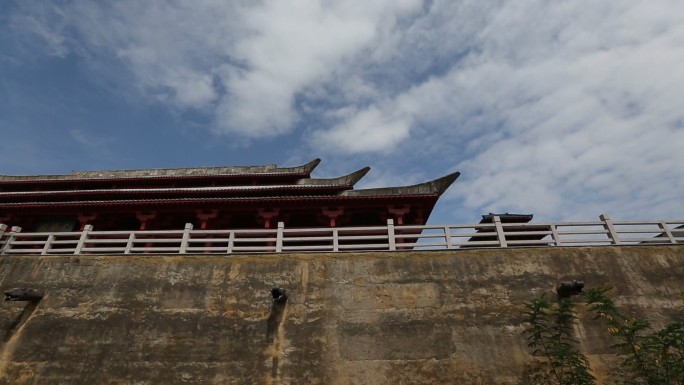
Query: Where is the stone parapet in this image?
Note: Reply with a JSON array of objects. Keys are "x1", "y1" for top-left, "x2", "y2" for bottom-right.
[{"x1": 0, "y1": 245, "x2": 682, "y2": 384}]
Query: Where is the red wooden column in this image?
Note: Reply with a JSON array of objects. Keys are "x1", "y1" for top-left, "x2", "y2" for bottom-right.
[
  {"x1": 196, "y1": 210, "x2": 218, "y2": 230},
  {"x1": 77, "y1": 213, "x2": 98, "y2": 230},
  {"x1": 258, "y1": 208, "x2": 280, "y2": 229},
  {"x1": 321, "y1": 207, "x2": 345, "y2": 251},
  {"x1": 387, "y1": 205, "x2": 410, "y2": 225},
  {"x1": 388, "y1": 205, "x2": 411, "y2": 247},
  {"x1": 136, "y1": 211, "x2": 157, "y2": 230},
  {"x1": 321, "y1": 207, "x2": 345, "y2": 227},
  {"x1": 196, "y1": 210, "x2": 218, "y2": 253},
  {"x1": 258, "y1": 208, "x2": 280, "y2": 251},
  {"x1": 135, "y1": 211, "x2": 158, "y2": 253}
]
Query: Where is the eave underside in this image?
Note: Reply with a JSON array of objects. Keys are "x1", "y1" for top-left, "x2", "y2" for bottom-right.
[
  {"x1": 1, "y1": 195, "x2": 440, "y2": 231},
  {"x1": 0, "y1": 185, "x2": 350, "y2": 203}
]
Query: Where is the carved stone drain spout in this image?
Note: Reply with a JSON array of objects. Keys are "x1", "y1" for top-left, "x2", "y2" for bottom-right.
[
  {"x1": 267, "y1": 287, "x2": 288, "y2": 340},
  {"x1": 271, "y1": 287, "x2": 288, "y2": 303},
  {"x1": 556, "y1": 280, "x2": 584, "y2": 299},
  {"x1": 4, "y1": 288, "x2": 44, "y2": 302},
  {"x1": 2, "y1": 288, "x2": 44, "y2": 346}
]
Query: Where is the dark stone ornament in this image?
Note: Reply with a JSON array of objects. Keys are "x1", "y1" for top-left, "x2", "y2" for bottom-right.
[
  {"x1": 556, "y1": 280, "x2": 584, "y2": 299},
  {"x1": 4, "y1": 288, "x2": 44, "y2": 302}
]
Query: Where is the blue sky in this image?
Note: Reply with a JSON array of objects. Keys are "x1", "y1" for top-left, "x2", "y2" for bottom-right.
[{"x1": 1, "y1": 1, "x2": 683, "y2": 224}]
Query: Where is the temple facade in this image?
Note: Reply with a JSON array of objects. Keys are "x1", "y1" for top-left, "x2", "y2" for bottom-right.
[{"x1": 0, "y1": 159, "x2": 459, "y2": 232}]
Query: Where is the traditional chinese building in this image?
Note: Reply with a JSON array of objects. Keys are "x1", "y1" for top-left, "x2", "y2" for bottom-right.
[
  {"x1": 0, "y1": 159, "x2": 459, "y2": 232},
  {"x1": 2, "y1": 161, "x2": 684, "y2": 385}
]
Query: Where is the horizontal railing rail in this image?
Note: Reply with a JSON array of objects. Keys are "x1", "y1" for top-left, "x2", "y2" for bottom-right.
[{"x1": 1, "y1": 214, "x2": 682, "y2": 256}]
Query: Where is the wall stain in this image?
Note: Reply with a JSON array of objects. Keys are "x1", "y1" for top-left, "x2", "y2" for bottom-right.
[
  {"x1": 264, "y1": 289, "x2": 288, "y2": 385},
  {"x1": 0, "y1": 298, "x2": 41, "y2": 379}
]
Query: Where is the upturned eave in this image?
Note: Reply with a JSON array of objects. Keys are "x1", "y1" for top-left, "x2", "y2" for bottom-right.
[
  {"x1": 341, "y1": 171, "x2": 460, "y2": 197},
  {"x1": 296, "y1": 167, "x2": 370, "y2": 187}
]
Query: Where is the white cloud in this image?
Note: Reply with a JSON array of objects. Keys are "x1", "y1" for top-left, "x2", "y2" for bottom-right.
[
  {"x1": 8, "y1": 0, "x2": 424, "y2": 137},
  {"x1": 424, "y1": 1, "x2": 684, "y2": 220},
  {"x1": 310, "y1": 0, "x2": 684, "y2": 220},
  {"x1": 313, "y1": 106, "x2": 412, "y2": 153},
  {"x1": 69, "y1": 129, "x2": 114, "y2": 148},
  {"x1": 213, "y1": 0, "x2": 424, "y2": 137},
  {"x1": 4, "y1": 0, "x2": 684, "y2": 221}
]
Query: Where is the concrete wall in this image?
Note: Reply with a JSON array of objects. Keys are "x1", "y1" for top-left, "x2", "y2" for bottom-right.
[{"x1": 0, "y1": 246, "x2": 682, "y2": 385}]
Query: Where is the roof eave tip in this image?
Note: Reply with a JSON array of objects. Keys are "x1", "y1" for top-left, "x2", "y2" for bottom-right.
[
  {"x1": 431, "y1": 171, "x2": 460, "y2": 195},
  {"x1": 303, "y1": 158, "x2": 322, "y2": 173},
  {"x1": 348, "y1": 166, "x2": 371, "y2": 186}
]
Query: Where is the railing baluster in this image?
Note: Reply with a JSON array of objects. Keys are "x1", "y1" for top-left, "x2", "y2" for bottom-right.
[
  {"x1": 179, "y1": 223, "x2": 193, "y2": 254},
  {"x1": 74, "y1": 225, "x2": 93, "y2": 254},
  {"x1": 444, "y1": 226, "x2": 453, "y2": 249},
  {"x1": 387, "y1": 219, "x2": 396, "y2": 251},
  {"x1": 332, "y1": 229, "x2": 339, "y2": 252},
  {"x1": 493, "y1": 216, "x2": 508, "y2": 247},
  {"x1": 0, "y1": 224, "x2": 7, "y2": 252},
  {"x1": 124, "y1": 233, "x2": 136, "y2": 254},
  {"x1": 599, "y1": 214, "x2": 621, "y2": 245},
  {"x1": 658, "y1": 222, "x2": 676, "y2": 244},
  {"x1": 276, "y1": 222, "x2": 284, "y2": 252},
  {"x1": 550, "y1": 224, "x2": 562, "y2": 246},
  {"x1": 227, "y1": 231, "x2": 235, "y2": 253},
  {"x1": 41, "y1": 234, "x2": 55, "y2": 255}
]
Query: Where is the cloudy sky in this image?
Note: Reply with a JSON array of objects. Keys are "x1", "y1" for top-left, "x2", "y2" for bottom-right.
[{"x1": 1, "y1": 0, "x2": 683, "y2": 224}]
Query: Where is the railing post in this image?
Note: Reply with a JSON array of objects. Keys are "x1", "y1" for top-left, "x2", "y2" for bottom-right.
[
  {"x1": 658, "y1": 222, "x2": 676, "y2": 244},
  {"x1": 332, "y1": 229, "x2": 339, "y2": 252},
  {"x1": 41, "y1": 234, "x2": 55, "y2": 255},
  {"x1": 493, "y1": 216, "x2": 508, "y2": 247},
  {"x1": 549, "y1": 224, "x2": 562, "y2": 246},
  {"x1": 227, "y1": 231, "x2": 235, "y2": 253},
  {"x1": 599, "y1": 214, "x2": 621, "y2": 245},
  {"x1": 444, "y1": 226, "x2": 454, "y2": 249},
  {"x1": 387, "y1": 219, "x2": 396, "y2": 251},
  {"x1": 179, "y1": 223, "x2": 193, "y2": 254},
  {"x1": 1, "y1": 226, "x2": 22, "y2": 255},
  {"x1": 0, "y1": 224, "x2": 7, "y2": 251},
  {"x1": 276, "y1": 222, "x2": 284, "y2": 252},
  {"x1": 124, "y1": 233, "x2": 135, "y2": 254},
  {"x1": 74, "y1": 225, "x2": 93, "y2": 254}
]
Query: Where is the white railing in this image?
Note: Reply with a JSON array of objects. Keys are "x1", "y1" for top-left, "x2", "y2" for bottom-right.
[{"x1": 0, "y1": 214, "x2": 682, "y2": 256}]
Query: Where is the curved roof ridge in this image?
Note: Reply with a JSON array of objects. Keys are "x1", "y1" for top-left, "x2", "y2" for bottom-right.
[
  {"x1": 274, "y1": 158, "x2": 321, "y2": 175},
  {"x1": 296, "y1": 167, "x2": 370, "y2": 187},
  {"x1": 341, "y1": 171, "x2": 460, "y2": 196},
  {"x1": 72, "y1": 164, "x2": 277, "y2": 177},
  {"x1": 0, "y1": 184, "x2": 346, "y2": 196},
  {"x1": 0, "y1": 159, "x2": 322, "y2": 182}
]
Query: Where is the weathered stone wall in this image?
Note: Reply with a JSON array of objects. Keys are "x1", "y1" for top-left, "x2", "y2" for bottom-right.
[{"x1": 0, "y1": 246, "x2": 682, "y2": 385}]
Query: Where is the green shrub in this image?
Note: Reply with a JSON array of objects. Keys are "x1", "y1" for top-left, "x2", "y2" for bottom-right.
[{"x1": 523, "y1": 288, "x2": 683, "y2": 385}]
